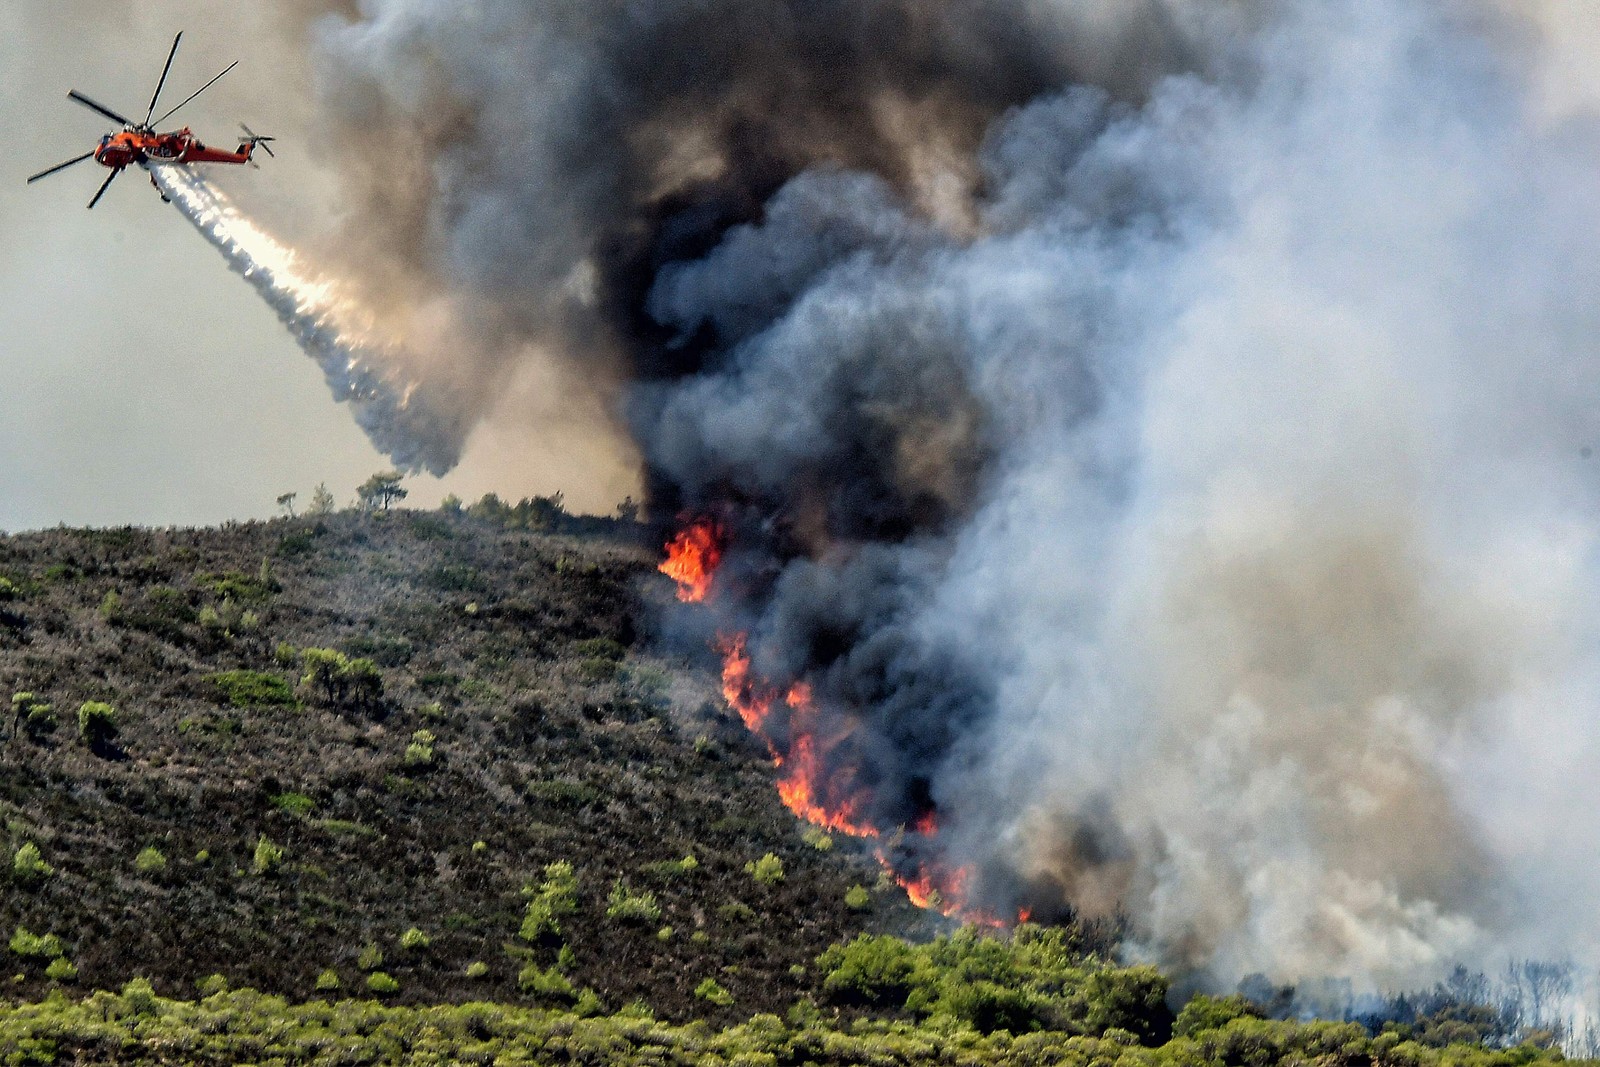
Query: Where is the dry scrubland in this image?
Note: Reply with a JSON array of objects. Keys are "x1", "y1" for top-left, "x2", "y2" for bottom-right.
[{"x1": 0, "y1": 510, "x2": 1588, "y2": 1066}]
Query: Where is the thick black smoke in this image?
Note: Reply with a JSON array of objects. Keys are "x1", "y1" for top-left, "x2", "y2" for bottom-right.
[{"x1": 296, "y1": 0, "x2": 1600, "y2": 996}]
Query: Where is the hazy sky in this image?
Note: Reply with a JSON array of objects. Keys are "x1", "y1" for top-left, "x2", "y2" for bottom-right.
[
  {"x1": 4, "y1": 1, "x2": 1598, "y2": 534},
  {"x1": 0, "y1": 0, "x2": 636, "y2": 533}
]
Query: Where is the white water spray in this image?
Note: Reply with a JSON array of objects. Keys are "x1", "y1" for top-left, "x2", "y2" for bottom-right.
[{"x1": 152, "y1": 165, "x2": 459, "y2": 474}]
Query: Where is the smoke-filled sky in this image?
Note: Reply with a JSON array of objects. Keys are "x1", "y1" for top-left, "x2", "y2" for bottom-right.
[
  {"x1": 7, "y1": 0, "x2": 1600, "y2": 996},
  {"x1": 0, "y1": 0, "x2": 638, "y2": 532}
]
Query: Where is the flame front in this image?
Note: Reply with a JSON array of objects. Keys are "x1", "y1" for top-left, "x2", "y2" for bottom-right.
[
  {"x1": 660, "y1": 520, "x2": 724, "y2": 603},
  {"x1": 665, "y1": 523, "x2": 1025, "y2": 925}
]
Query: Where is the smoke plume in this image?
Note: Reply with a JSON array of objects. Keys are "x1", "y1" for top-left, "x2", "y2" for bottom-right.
[{"x1": 224, "y1": 0, "x2": 1600, "y2": 992}]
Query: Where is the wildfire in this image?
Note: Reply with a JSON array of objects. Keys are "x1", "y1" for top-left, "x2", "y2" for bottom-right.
[
  {"x1": 664, "y1": 521, "x2": 1029, "y2": 927},
  {"x1": 660, "y1": 519, "x2": 724, "y2": 603}
]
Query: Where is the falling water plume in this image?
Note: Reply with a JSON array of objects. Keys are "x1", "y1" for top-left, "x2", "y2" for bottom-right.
[{"x1": 151, "y1": 165, "x2": 460, "y2": 474}]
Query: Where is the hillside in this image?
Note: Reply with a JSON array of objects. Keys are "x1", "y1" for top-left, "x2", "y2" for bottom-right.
[
  {"x1": 0, "y1": 511, "x2": 1591, "y2": 1067},
  {"x1": 0, "y1": 510, "x2": 948, "y2": 1017}
]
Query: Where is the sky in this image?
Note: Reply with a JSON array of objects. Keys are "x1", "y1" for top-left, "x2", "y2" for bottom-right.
[{"x1": 0, "y1": 0, "x2": 636, "y2": 533}]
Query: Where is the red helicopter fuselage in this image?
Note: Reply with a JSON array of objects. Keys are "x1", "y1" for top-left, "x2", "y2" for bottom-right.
[{"x1": 94, "y1": 126, "x2": 257, "y2": 169}]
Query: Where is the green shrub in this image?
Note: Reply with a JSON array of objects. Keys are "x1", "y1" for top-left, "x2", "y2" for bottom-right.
[
  {"x1": 844, "y1": 885, "x2": 872, "y2": 910},
  {"x1": 302, "y1": 648, "x2": 385, "y2": 708},
  {"x1": 134, "y1": 846, "x2": 167, "y2": 874},
  {"x1": 252, "y1": 835, "x2": 284, "y2": 876},
  {"x1": 121, "y1": 977, "x2": 157, "y2": 1015},
  {"x1": 196, "y1": 974, "x2": 228, "y2": 996},
  {"x1": 605, "y1": 881, "x2": 661, "y2": 924},
  {"x1": 366, "y1": 972, "x2": 399, "y2": 996},
  {"x1": 404, "y1": 729, "x2": 436, "y2": 769},
  {"x1": 1084, "y1": 964, "x2": 1173, "y2": 1044},
  {"x1": 99, "y1": 590, "x2": 121, "y2": 621},
  {"x1": 1176, "y1": 994, "x2": 1261, "y2": 1038},
  {"x1": 717, "y1": 901, "x2": 756, "y2": 923},
  {"x1": 315, "y1": 969, "x2": 340, "y2": 992},
  {"x1": 44, "y1": 957, "x2": 77, "y2": 983},
  {"x1": 399, "y1": 927, "x2": 431, "y2": 950},
  {"x1": 11, "y1": 693, "x2": 53, "y2": 734},
  {"x1": 77, "y1": 700, "x2": 118, "y2": 745},
  {"x1": 9, "y1": 927, "x2": 63, "y2": 960},
  {"x1": 271, "y1": 791, "x2": 316, "y2": 817},
  {"x1": 694, "y1": 978, "x2": 733, "y2": 1006},
  {"x1": 744, "y1": 853, "x2": 784, "y2": 886},
  {"x1": 657, "y1": 926, "x2": 674, "y2": 942},
  {"x1": 640, "y1": 853, "x2": 699, "y2": 880},
  {"x1": 802, "y1": 827, "x2": 834, "y2": 851},
  {"x1": 12, "y1": 842, "x2": 52, "y2": 886},
  {"x1": 466, "y1": 961, "x2": 490, "y2": 980},
  {"x1": 358, "y1": 943, "x2": 384, "y2": 971},
  {"x1": 210, "y1": 670, "x2": 297, "y2": 709},
  {"x1": 932, "y1": 979, "x2": 1044, "y2": 1034},
  {"x1": 520, "y1": 862, "x2": 579, "y2": 942},
  {"x1": 274, "y1": 641, "x2": 300, "y2": 667},
  {"x1": 0, "y1": 576, "x2": 18, "y2": 600},
  {"x1": 518, "y1": 963, "x2": 577, "y2": 1004},
  {"x1": 818, "y1": 935, "x2": 918, "y2": 1007}
]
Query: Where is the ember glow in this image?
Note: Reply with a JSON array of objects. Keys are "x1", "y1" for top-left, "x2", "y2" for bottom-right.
[{"x1": 667, "y1": 526, "x2": 1024, "y2": 925}]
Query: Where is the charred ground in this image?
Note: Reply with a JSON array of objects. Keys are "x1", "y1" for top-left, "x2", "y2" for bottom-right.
[{"x1": 0, "y1": 509, "x2": 950, "y2": 1020}]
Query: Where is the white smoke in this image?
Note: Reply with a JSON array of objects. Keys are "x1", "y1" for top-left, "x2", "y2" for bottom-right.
[
  {"x1": 152, "y1": 165, "x2": 461, "y2": 474},
  {"x1": 920, "y1": 1, "x2": 1600, "y2": 990}
]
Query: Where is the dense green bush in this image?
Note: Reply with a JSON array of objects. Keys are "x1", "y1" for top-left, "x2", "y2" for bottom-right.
[
  {"x1": 399, "y1": 927, "x2": 431, "y2": 951},
  {"x1": 744, "y1": 853, "x2": 785, "y2": 886},
  {"x1": 9, "y1": 927, "x2": 64, "y2": 960},
  {"x1": 11, "y1": 692, "x2": 54, "y2": 734},
  {"x1": 252, "y1": 835, "x2": 285, "y2": 876},
  {"x1": 366, "y1": 971, "x2": 400, "y2": 995},
  {"x1": 694, "y1": 978, "x2": 733, "y2": 1006},
  {"x1": 520, "y1": 862, "x2": 580, "y2": 943},
  {"x1": 315, "y1": 969, "x2": 340, "y2": 992},
  {"x1": 357, "y1": 943, "x2": 384, "y2": 971},
  {"x1": 300, "y1": 649, "x2": 384, "y2": 709},
  {"x1": 518, "y1": 962, "x2": 577, "y2": 1004},
  {"x1": 43, "y1": 956, "x2": 77, "y2": 983},
  {"x1": 606, "y1": 881, "x2": 662, "y2": 924},
  {"x1": 11, "y1": 841, "x2": 53, "y2": 886},
  {"x1": 271, "y1": 791, "x2": 316, "y2": 817},
  {"x1": 404, "y1": 729, "x2": 437, "y2": 769},
  {"x1": 818, "y1": 934, "x2": 919, "y2": 1007},
  {"x1": 209, "y1": 670, "x2": 297, "y2": 709},
  {"x1": 0, "y1": 973, "x2": 1572, "y2": 1067},
  {"x1": 134, "y1": 846, "x2": 168, "y2": 874},
  {"x1": 845, "y1": 884, "x2": 872, "y2": 910},
  {"x1": 77, "y1": 700, "x2": 118, "y2": 747}
]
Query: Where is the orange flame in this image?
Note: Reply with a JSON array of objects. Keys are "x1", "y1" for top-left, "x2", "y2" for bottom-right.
[
  {"x1": 660, "y1": 519, "x2": 723, "y2": 603},
  {"x1": 664, "y1": 521, "x2": 1030, "y2": 927}
]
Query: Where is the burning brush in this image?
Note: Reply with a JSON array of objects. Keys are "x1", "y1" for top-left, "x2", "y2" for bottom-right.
[{"x1": 661, "y1": 517, "x2": 1022, "y2": 927}]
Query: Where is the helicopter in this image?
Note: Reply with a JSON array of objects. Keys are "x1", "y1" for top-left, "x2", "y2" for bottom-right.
[{"x1": 25, "y1": 32, "x2": 274, "y2": 209}]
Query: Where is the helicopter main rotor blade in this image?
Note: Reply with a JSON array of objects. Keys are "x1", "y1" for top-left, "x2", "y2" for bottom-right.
[
  {"x1": 67, "y1": 90, "x2": 134, "y2": 128},
  {"x1": 150, "y1": 60, "x2": 237, "y2": 128},
  {"x1": 27, "y1": 150, "x2": 97, "y2": 184},
  {"x1": 144, "y1": 31, "x2": 183, "y2": 128},
  {"x1": 86, "y1": 168, "x2": 120, "y2": 210}
]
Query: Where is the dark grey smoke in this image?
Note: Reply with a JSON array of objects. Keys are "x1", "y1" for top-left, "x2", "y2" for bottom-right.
[{"x1": 297, "y1": 0, "x2": 1600, "y2": 996}]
